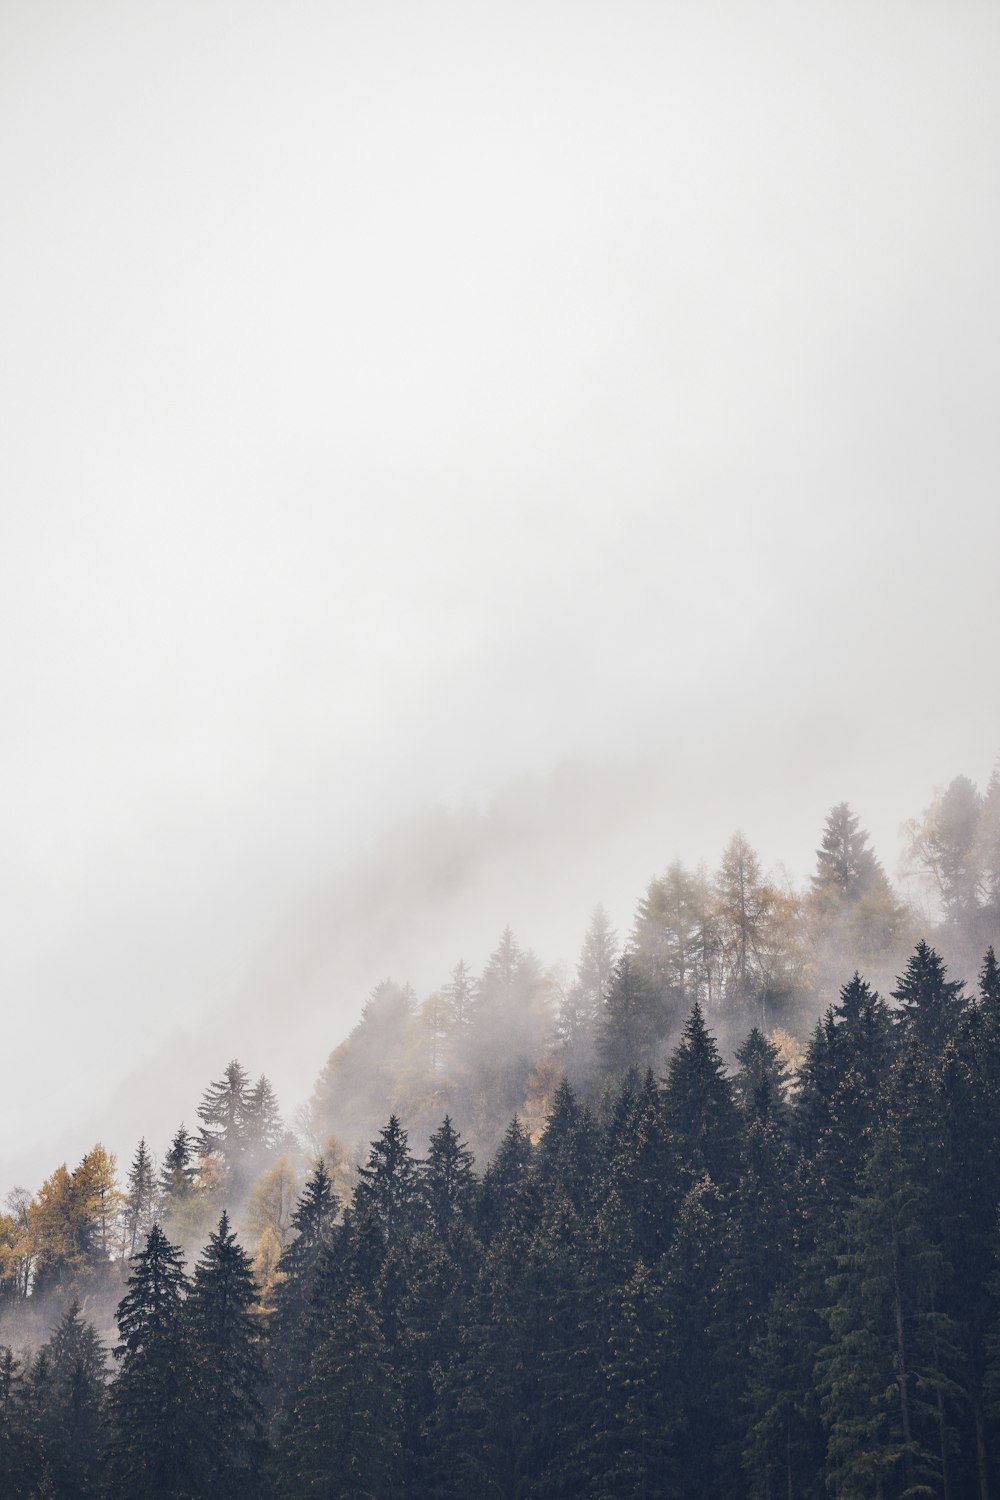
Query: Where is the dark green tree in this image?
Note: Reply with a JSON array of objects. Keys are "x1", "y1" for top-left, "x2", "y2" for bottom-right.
[
  {"x1": 197, "y1": 1060, "x2": 253, "y2": 1185},
  {"x1": 282, "y1": 1289, "x2": 402, "y2": 1500},
  {"x1": 33, "y1": 1300, "x2": 106, "y2": 1499},
  {"x1": 185, "y1": 1211, "x2": 267, "y2": 1498},
  {"x1": 122, "y1": 1138, "x2": 156, "y2": 1260},
  {"x1": 661, "y1": 1002, "x2": 740, "y2": 1188},
  {"x1": 421, "y1": 1116, "x2": 475, "y2": 1240},
  {"x1": 105, "y1": 1224, "x2": 192, "y2": 1500},
  {"x1": 354, "y1": 1115, "x2": 421, "y2": 1255},
  {"x1": 892, "y1": 941, "x2": 966, "y2": 1057},
  {"x1": 597, "y1": 952, "x2": 665, "y2": 1078}
]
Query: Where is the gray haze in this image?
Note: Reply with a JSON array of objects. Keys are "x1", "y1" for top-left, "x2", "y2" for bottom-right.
[{"x1": 2, "y1": 1, "x2": 999, "y2": 1193}]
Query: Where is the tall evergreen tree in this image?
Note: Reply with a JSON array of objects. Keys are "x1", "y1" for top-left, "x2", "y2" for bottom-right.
[
  {"x1": 282, "y1": 1289, "x2": 402, "y2": 1500},
  {"x1": 197, "y1": 1060, "x2": 252, "y2": 1182},
  {"x1": 661, "y1": 1002, "x2": 740, "y2": 1188},
  {"x1": 33, "y1": 1300, "x2": 106, "y2": 1499},
  {"x1": 353, "y1": 1115, "x2": 421, "y2": 1255},
  {"x1": 243, "y1": 1075, "x2": 284, "y2": 1160},
  {"x1": 892, "y1": 940, "x2": 966, "y2": 1057},
  {"x1": 185, "y1": 1211, "x2": 267, "y2": 1498},
  {"x1": 422, "y1": 1116, "x2": 475, "y2": 1240},
  {"x1": 122, "y1": 1139, "x2": 157, "y2": 1260},
  {"x1": 597, "y1": 952, "x2": 665, "y2": 1078},
  {"x1": 105, "y1": 1225, "x2": 192, "y2": 1500}
]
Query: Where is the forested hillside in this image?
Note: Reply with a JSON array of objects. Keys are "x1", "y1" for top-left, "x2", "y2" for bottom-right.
[{"x1": 2, "y1": 768, "x2": 1000, "y2": 1498}]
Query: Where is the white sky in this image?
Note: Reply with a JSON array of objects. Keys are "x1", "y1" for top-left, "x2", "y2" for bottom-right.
[{"x1": 2, "y1": 0, "x2": 999, "y2": 1192}]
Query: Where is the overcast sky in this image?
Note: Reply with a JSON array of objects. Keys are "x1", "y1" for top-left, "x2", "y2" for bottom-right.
[{"x1": 2, "y1": 0, "x2": 998, "y2": 1193}]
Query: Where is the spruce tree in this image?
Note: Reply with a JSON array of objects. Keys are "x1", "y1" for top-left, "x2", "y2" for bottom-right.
[
  {"x1": 734, "y1": 1026, "x2": 790, "y2": 1119},
  {"x1": 892, "y1": 940, "x2": 966, "y2": 1057},
  {"x1": 185, "y1": 1211, "x2": 267, "y2": 1498},
  {"x1": 596, "y1": 952, "x2": 664, "y2": 1078},
  {"x1": 197, "y1": 1060, "x2": 252, "y2": 1181},
  {"x1": 105, "y1": 1224, "x2": 192, "y2": 1500},
  {"x1": 282, "y1": 1289, "x2": 402, "y2": 1500},
  {"x1": 268, "y1": 1159, "x2": 341, "y2": 1432},
  {"x1": 812, "y1": 802, "x2": 882, "y2": 899},
  {"x1": 421, "y1": 1116, "x2": 475, "y2": 1240},
  {"x1": 354, "y1": 1115, "x2": 420, "y2": 1254},
  {"x1": 661, "y1": 1002, "x2": 740, "y2": 1188},
  {"x1": 122, "y1": 1139, "x2": 157, "y2": 1260},
  {"x1": 243, "y1": 1075, "x2": 284, "y2": 1161},
  {"x1": 34, "y1": 1300, "x2": 106, "y2": 1499}
]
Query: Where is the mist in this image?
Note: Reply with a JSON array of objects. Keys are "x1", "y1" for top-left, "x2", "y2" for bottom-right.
[{"x1": 2, "y1": 0, "x2": 1000, "y2": 1199}]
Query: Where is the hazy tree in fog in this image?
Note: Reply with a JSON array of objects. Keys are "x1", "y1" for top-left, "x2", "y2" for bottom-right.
[
  {"x1": 807, "y1": 803, "x2": 906, "y2": 1001},
  {"x1": 715, "y1": 832, "x2": 788, "y2": 1028},
  {"x1": 812, "y1": 802, "x2": 882, "y2": 899},
  {"x1": 442, "y1": 959, "x2": 478, "y2": 1032},
  {"x1": 911, "y1": 780, "x2": 989, "y2": 930},
  {"x1": 309, "y1": 980, "x2": 418, "y2": 1154},
  {"x1": 0, "y1": 1189, "x2": 34, "y2": 1302},
  {"x1": 158, "y1": 1126, "x2": 197, "y2": 1204},
  {"x1": 597, "y1": 952, "x2": 665, "y2": 1078},
  {"x1": 122, "y1": 1139, "x2": 157, "y2": 1260},
  {"x1": 556, "y1": 904, "x2": 617, "y2": 1083},
  {"x1": 632, "y1": 861, "x2": 707, "y2": 1015},
  {"x1": 33, "y1": 1299, "x2": 106, "y2": 1497},
  {"x1": 243, "y1": 1075, "x2": 284, "y2": 1159},
  {"x1": 197, "y1": 1061, "x2": 253, "y2": 1181},
  {"x1": 459, "y1": 927, "x2": 552, "y2": 1142}
]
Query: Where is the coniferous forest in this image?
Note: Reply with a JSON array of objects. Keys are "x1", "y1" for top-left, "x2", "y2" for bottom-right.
[{"x1": 3, "y1": 770, "x2": 1000, "y2": 1498}]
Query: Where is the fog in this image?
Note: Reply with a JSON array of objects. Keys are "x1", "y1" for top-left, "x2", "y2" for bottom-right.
[{"x1": 2, "y1": 0, "x2": 999, "y2": 1195}]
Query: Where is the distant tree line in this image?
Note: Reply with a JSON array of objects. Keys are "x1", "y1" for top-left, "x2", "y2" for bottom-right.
[{"x1": 0, "y1": 766, "x2": 998, "y2": 1497}]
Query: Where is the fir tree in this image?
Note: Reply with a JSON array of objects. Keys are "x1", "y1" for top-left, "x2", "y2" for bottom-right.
[
  {"x1": 354, "y1": 1115, "x2": 421, "y2": 1254},
  {"x1": 34, "y1": 1300, "x2": 106, "y2": 1499},
  {"x1": 122, "y1": 1138, "x2": 157, "y2": 1260},
  {"x1": 734, "y1": 1026, "x2": 791, "y2": 1119},
  {"x1": 105, "y1": 1224, "x2": 192, "y2": 1500},
  {"x1": 812, "y1": 802, "x2": 882, "y2": 899},
  {"x1": 597, "y1": 952, "x2": 664, "y2": 1078},
  {"x1": 282, "y1": 1289, "x2": 402, "y2": 1500},
  {"x1": 421, "y1": 1116, "x2": 475, "y2": 1240},
  {"x1": 892, "y1": 940, "x2": 966, "y2": 1057},
  {"x1": 185, "y1": 1211, "x2": 268, "y2": 1497},
  {"x1": 243, "y1": 1075, "x2": 284, "y2": 1160},
  {"x1": 197, "y1": 1060, "x2": 252, "y2": 1181},
  {"x1": 661, "y1": 1002, "x2": 740, "y2": 1188}
]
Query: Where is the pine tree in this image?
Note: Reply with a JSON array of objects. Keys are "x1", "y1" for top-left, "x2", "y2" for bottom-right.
[
  {"x1": 105, "y1": 1224, "x2": 192, "y2": 1500},
  {"x1": 282, "y1": 1289, "x2": 402, "y2": 1500},
  {"x1": 185, "y1": 1211, "x2": 267, "y2": 1497},
  {"x1": 555, "y1": 907, "x2": 617, "y2": 1086},
  {"x1": 33, "y1": 1300, "x2": 106, "y2": 1498},
  {"x1": 588, "y1": 1258, "x2": 677, "y2": 1500},
  {"x1": 354, "y1": 1115, "x2": 421, "y2": 1255},
  {"x1": 632, "y1": 859, "x2": 705, "y2": 1014},
  {"x1": 734, "y1": 1026, "x2": 791, "y2": 1119},
  {"x1": 661, "y1": 1002, "x2": 740, "y2": 1188},
  {"x1": 476, "y1": 1115, "x2": 537, "y2": 1245},
  {"x1": 0, "y1": 1345, "x2": 36, "y2": 1500},
  {"x1": 197, "y1": 1060, "x2": 252, "y2": 1182},
  {"x1": 422, "y1": 1116, "x2": 475, "y2": 1240},
  {"x1": 158, "y1": 1125, "x2": 196, "y2": 1201},
  {"x1": 818, "y1": 1133, "x2": 960, "y2": 1499},
  {"x1": 268, "y1": 1160, "x2": 342, "y2": 1435},
  {"x1": 813, "y1": 802, "x2": 882, "y2": 899},
  {"x1": 243, "y1": 1075, "x2": 284, "y2": 1161},
  {"x1": 596, "y1": 952, "x2": 665, "y2": 1078},
  {"x1": 892, "y1": 940, "x2": 966, "y2": 1057},
  {"x1": 122, "y1": 1139, "x2": 157, "y2": 1260}
]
